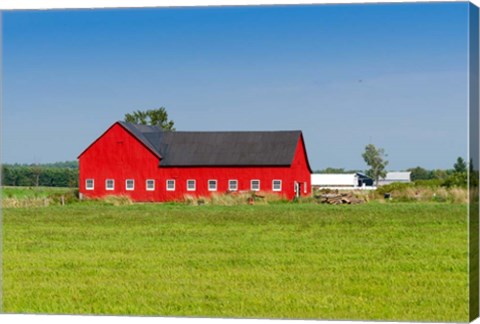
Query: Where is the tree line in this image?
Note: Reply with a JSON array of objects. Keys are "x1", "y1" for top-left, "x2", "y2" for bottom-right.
[
  {"x1": 2, "y1": 162, "x2": 78, "y2": 188},
  {"x1": 315, "y1": 143, "x2": 468, "y2": 188},
  {"x1": 316, "y1": 158, "x2": 467, "y2": 181}
]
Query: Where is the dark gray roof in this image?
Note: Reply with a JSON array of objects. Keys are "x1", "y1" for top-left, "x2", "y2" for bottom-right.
[{"x1": 119, "y1": 121, "x2": 305, "y2": 167}]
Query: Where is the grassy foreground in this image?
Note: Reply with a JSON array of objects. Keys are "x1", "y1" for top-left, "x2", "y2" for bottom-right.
[{"x1": 2, "y1": 202, "x2": 468, "y2": 321}]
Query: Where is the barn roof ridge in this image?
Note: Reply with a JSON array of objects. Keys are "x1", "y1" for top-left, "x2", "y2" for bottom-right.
[{"x1": 117, "y1": 121, "x2": 308, "y2": 167}]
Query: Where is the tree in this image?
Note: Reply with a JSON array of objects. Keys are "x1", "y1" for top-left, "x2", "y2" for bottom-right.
[
  {"x1": 453, "y1": 157, "x2": 467, "y2": 173},
  {"x1": 124, "y1": 107, "x2": 175, "y2": 130},
  {"x1": 443, "y1": 171, "x2": 468, "y2": 188},
  {"x1": 407, "y1": 166, "x2": 431, "y2": 181},
  {"x1": 31, "y1": 163, "x2": 41, "y2": 187},
  {"x1": 429, "y1": 169, "x2": 449, "y2": 180},
  {"x1": 362, "y1": 144, "x2": 388, "y2": 185}
]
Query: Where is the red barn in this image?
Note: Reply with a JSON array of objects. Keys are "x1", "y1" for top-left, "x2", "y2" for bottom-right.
[{"x1": 78, "y1": 121, "x2": 312, "y2": 202}]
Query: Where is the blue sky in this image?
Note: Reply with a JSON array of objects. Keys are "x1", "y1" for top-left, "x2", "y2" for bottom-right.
[{"x1": 2, "y1": 3, "x2": 470, "y2": 170}]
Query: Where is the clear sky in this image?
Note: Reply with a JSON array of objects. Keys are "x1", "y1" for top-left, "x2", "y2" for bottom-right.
[{"x1": 2, "y1": 2, "x2": 470, "y2": 170}]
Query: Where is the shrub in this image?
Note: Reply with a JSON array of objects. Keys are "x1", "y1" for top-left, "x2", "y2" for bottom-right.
[
  {"x1": 375, "y1": 182, "x2": 414, "y2": 196},
  {"x1": 102, "y1": 195, "x2": 133, "y2": 206},
  {"x1": 372, "y1": 184, "x2": 468, "y2": 204},
  {"x1": 442, "y1": 172, "x2": 468, "y2": 188},
  {"x1": 182, "y1": 191, "x2": 288, "y2": 206},
  {"x1": 414, "y1": 179, "x2": 445, "y2": 188},
  {"x1": 183, "y1": 194, "x2": 198, "y2": 205},
  {"x1": 2, "y1": 197, "x2": 51, "y2": 208},
  {"x1": 210, "y1": 193, "x2": 242, "y2": 206},
  {"x1": 449, "y1": 187, "x2": 468, "y2": 203},
  {"x1": 49, "y1": 191, "x2": 79, "y2": 205}
]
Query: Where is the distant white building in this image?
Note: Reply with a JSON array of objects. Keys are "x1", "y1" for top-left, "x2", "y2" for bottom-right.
[
  {"x1": 377, "y1": 171, "x2": 411, "y2": 186},
  {"x1": 311, "y1": 173, "x2": 375, "y2": 190}
]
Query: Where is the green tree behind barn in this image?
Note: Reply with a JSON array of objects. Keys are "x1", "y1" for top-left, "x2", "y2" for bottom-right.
[{"x1": 124, "y1": 107, "x2": 175, "y2": 130}]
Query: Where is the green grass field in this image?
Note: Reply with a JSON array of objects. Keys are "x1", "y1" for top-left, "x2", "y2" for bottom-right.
[{"x1": 2, "y1": 200, "x2": 469, "y2": 321}]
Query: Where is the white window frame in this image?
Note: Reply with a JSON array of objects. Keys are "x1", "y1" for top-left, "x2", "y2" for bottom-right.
[
  {"x1": 208, "y1": 179, "x2": 217, "y2": 191},
  {"x1": 272, "y1": 180, "x2": 282, "y2": 192},
  {"x1": 186, "y1": 179, "x2": 196, "y2": 191},
  {"x1": 251, "y1": 179, "x2": 260, "y2": 191},
  {"x1": 228, "y1": 179, "x2": 238, "y2": 191},
  {"x1": 146, "y1": 179, "x2": 155, "y2": 191},
  {"x1": 126, "y1": 179, "x2": 135, "y2": 191},
  {"x1": 86, "y1": 179, "x2": 94, "y2": 190},
  {"x1": 166, "y1": 179, "x2": 175, "y2": 191},
  {"x1": 105, "y1": 179, "x2": 114, "y2": 191}
]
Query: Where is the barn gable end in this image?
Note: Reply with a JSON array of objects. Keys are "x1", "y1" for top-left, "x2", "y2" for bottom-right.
[{"x1": 78, "y1": 123, "x2": 162, "y2": 201}]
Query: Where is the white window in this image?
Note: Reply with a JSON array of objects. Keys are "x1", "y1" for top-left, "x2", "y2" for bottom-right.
[
  {"x1": 105, "y1": 179, "x2": 114, "y2": 190},
  {"x1": 126, "y1": 179, "x2": 135, "y2": 191},
  {"x1": 187, "y1": 180, "x2": 196, "y2": 191},
  {"x1": 208, "y1": 180, "x2": 217, "y2": 191},
  {"x1": 146, "y1": 179, "x2": 155, "y2": 191},
  {"x1": 166, "y1": 179, "x2": 175, "y2": 191},
  {"x1": 251, "y1": 180, "x2": 260, "y2": 191},
  {"x1": 272, "y1": 180, "x2": 282, "y2": 192},
  {"x1": 228, "y1": 180, "x2": 238, "y2": 191},
  {"x1": 304, "y1": 182, "x2": 307, "y2": 194},
  {"x1": 86, "y1": 179, "x2": 94, "y2": 190}
]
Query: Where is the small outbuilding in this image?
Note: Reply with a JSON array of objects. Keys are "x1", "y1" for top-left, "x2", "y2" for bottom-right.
[
  {"x1": 311, "y1": 172, "x2": 375, "y2": 190},
  {"x1": 377, "y1": 171, "x2": 412, "y2": 186}
]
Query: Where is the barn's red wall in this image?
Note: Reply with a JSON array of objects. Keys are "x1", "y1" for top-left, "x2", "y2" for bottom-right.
[
  {"x1": 79, "y1": 123, "x2": 162, "y2": 201},
  {"x1": 79, "y1": 123, "x2": 311, "y2": 202}
]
